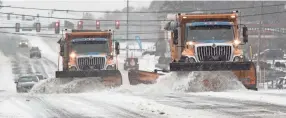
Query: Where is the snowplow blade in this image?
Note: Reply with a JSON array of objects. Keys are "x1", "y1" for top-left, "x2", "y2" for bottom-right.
[
  {"x1": 55, "y1": 70, "x2": 122, "y2": 87},
  {"x1": 170, "y1": 62, "x2": 252, "y2": 71},
  {"x1": 128, "y1": 70, "x2": 164, "y2": 85},
  {"x1": 233, "y1": 62, "x2": 258, "y2": 91}
]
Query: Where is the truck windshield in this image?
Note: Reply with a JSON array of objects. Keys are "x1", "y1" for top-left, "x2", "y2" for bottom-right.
[
  {"x1": 71, "y1": 40, "x2": 109, "y2": 54},
  {"x1": 186, "y1": 25, "x2": 234, "y2": 42}
]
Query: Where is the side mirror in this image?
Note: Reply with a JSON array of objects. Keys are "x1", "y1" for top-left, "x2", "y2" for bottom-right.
[
  {"x1": 14, "y1": 81, "x2": 18, "y2": 84},
  {"x1": 243, "y1": 26, "x2": 248, "y2": 43},
  {"x1": 115, "y1": 42, "x2": 120, "y2": 55},
  {"x1": 173, "y1": 29, "x2": 178, "y2": 45},
  {"x1": 60, "y1": 45, "x2": 64, "y2": 56}
]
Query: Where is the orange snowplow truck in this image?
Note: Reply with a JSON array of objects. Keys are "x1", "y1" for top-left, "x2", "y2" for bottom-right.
[
  {"x1": 129, "y1": 11, "x2": 258, "y2": 91},
  {"x1": 56, "y1": 29, "x2": 122, "y2": 87}
]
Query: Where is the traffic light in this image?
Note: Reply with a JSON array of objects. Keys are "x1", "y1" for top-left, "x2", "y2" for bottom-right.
[
  {"x1": 36, "y1": 23, "x2": 41, "y2": 32},
  {"x1": 7, "y1": 14, "x2": 10, "y2": 20},
  {"x1": 96, "y1": 20, "x2": 100, "y2": 29},
  {"x1": 55, "y1": 21, "x2": 60, "y2": 34},
  {"x1": 77, "y1": 21, "x2": 83, "y2": 30},
  {"x1": 15, "y1": 23, "x2": 20, "y2": 32},
  {"x1": 115, "y1": 20, "x2": 120, "y2": 29}
]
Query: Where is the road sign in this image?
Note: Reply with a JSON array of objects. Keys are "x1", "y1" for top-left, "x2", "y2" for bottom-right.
[{"x1": 135, "y1": 36, "x2": 142, "y2": 51}]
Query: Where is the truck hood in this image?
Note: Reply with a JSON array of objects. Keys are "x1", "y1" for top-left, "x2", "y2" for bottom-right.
[
  {"x1": 194, "y1": 39, "x2": 230, "y2": 43},
  {"x1": 76, "y1": 52, "x2": 107, "y2": 57}
]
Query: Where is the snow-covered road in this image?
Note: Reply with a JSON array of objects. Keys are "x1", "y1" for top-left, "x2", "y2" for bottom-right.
[{"x1": 1, "y1": 30, "x2": 286, "y2": 118}]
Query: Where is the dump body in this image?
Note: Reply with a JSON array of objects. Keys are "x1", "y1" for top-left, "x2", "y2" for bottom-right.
[{"x1": 56, "y1": 30, "x2": 122, "y2": 87}]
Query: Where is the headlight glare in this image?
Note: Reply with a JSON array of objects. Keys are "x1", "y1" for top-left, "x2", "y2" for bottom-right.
[{"x1": 70, "y1": 52, "x2": 76, "y2": 58}]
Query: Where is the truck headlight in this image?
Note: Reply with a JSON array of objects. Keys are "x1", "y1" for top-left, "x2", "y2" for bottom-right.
[
  {"x1": 186, "y1": 41, "x2": 195, "y2": 48},
  {"x1": 186, "y1": 41, "x2": 194, "y2": 45},
  {"x1": 70, "y1": 52, "x2": 76, "y2": 58},
  {"x1": 233, "y1": 40, "x2": 241, "y2": 46}
]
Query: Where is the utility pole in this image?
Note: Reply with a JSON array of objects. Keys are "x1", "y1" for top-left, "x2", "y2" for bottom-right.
[
  {"x1": 126, "y1": 0, "x2": 129, "y2": 58},
  {"x1": 257, "y1": 1, "x2": 264, "y2": 88},
  {"x1": 126, "y1": 0, "x2": 129, "y2": 41}
]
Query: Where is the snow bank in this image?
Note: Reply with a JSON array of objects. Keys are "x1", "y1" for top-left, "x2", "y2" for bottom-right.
[
  {"x1": 114, "y1": 71, "x2": 246, "y2": 96},
  {"x1": 30, "y1": 77, "x2": 109, "y2": 94},
  {"x1": 0, "y1": 51, "x2": 16, "y2": 92}
]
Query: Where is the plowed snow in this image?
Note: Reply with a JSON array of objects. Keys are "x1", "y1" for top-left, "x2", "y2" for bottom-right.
[{"x1": 30, "y1": 78, "x2": 109, "y2": 94}]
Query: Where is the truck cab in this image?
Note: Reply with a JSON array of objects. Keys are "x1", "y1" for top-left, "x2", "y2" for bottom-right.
[
  {"x1": 59, "y1": 30, "x2": 118, "y2": 71},
  {"x1": 165, "y1": 12, "x2": 248, "y2": 63}
]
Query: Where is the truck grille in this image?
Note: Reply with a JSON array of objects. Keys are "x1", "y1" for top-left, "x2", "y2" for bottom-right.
[
  {"x1": 77, "y1": 57, "x2": 105, "y2": 70},
  {"x1": 196, "y1": 46, "x2": 232, "y2": 61}
]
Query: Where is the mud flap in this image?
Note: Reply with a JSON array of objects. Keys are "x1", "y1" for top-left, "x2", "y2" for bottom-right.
[
  {"x1": 170, "y1": 62, "x2": 252, "y2": 71},
  {"x1": 128, "y1": 70, "x2": 163, "y2": 85},
  {"x1": 55, "y1": 70, "x2": 122, "y2": 87}
]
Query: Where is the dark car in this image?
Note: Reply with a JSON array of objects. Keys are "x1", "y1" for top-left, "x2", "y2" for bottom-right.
[
  {"x1": 15, "y1": 75, "x2": 39, "y2": 93},
  {"x1": 30, "y1": 47, "x2": 41, "y2": 58}
]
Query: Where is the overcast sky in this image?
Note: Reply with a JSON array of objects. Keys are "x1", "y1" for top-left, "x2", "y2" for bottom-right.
[
  {"x1": 1, "y1": 0, "x2": 153, "y2": 17},
  {"x1": 0, "y1": 0, "x2": 153, "y2": 25}
]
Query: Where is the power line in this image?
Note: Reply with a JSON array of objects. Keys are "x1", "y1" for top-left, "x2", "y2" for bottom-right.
[
  {"x1": 1, "y1": 10, "x2": 286, "y2": 23},
  {"x1": 0, "y1": 31, "x2": 59, "y2": 38},
  {"x1": 0, "y1": 3, "x2": 284, "y2": 13},
  {"x1": 0, "y1": 30, "x2": 168, "y2": 39},
  {"x1": 0, "y1": 12, "x2": 166, "y2": 22}
]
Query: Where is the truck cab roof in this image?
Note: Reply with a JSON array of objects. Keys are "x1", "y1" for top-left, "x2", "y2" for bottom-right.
[{"x1": 71, "y1": 38, "x2": 107, "y2": 42}]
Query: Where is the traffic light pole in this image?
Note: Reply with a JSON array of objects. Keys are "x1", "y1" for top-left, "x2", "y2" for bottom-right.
[
  {"x1": 126, "y1": 0, "x2": 129, "y2": 41},
  {"x1": 257, "y1": 1, "x2": 264, "y2": 88}
]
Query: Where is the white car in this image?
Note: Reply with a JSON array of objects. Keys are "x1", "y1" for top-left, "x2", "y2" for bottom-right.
[{"x1": 15, "y1": 75, "x2": 39, "y2": 93}]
